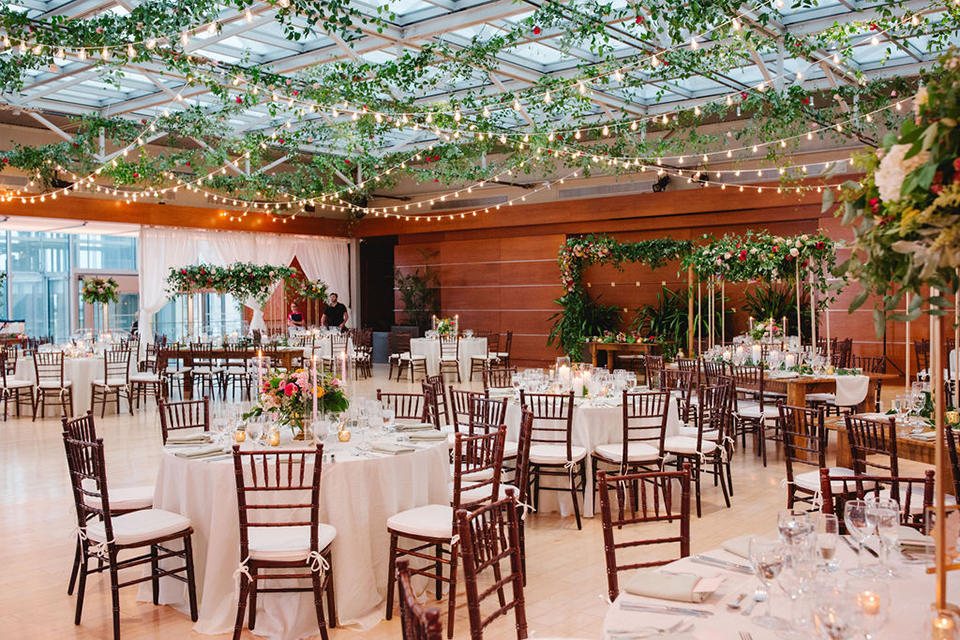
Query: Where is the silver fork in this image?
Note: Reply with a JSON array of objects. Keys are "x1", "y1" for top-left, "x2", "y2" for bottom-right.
[
  {"x1": 741, "y1": 588, "x2": 766, "y2": 616},
  {"x1": 739, "y1": 632, "x2": 754, "y2": 640}
]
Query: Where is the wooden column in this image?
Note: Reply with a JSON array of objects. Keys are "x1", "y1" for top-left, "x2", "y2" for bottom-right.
[{"x1": 687, "y1": 266, "x2": 695, "y2": 355}]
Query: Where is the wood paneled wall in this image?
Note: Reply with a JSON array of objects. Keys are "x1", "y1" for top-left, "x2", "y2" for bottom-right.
[{"x1": 381, "y1": 179, "x2": 930, "y2": 374}]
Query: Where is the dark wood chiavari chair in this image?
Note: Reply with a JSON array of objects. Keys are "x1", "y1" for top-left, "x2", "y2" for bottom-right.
[
  {"x1": 422, "y1": 381, "x2": 443, "y2": 429},
  {"x1": 424, "y1": 373, "x2": 451, "y2": 425},
  {"x1": 456, "y1": 489, "x2": 528, "y2": 640},
  {"x1": 130, "y1": 346, "x2": 167, "y2": 408},
  {"x1": 352, "y1": 328, "x2": 374, "y2": 379},
  {"x1": 701, "y1": 359, "x2": 726, "y2": 385},
  {"x1": 469, "y1": 332, "x2": 499, "y2": 381},
  {"x1": 675, "y1": 357, "x2": 701, "y2": 387},
  {"x1": 378, "y1": 390, "x2": 427, "y2": 422},
  {"x1": 388, "y1": 331, "x2": 407, "y2": 381},
  {"x1": 33, "y1": 350, "x2": 74, "y2": 421},
  {"x1": 159, "y1": 346, "x2": 189, "y2": 399},
  {"x1": 0, "y1": 347, "x2": 33, "y2": 419},
  {"x1": 779, "y1": 403, "x2": 849, "y2": 509},
  {"x1": 845, "y1": 414, "x2": 899, "y2": 476},
  {"x1": 643, "y1": 355, "x2": 664, "y2": 388},
  {"x1": 483, "y1": 364, "x2": 517, "y2": 393},
  {"x1": 220, "y1": 345, "x2": 252, "y2": 400},
  {"x1": 158, "y1": 396, "x2": 211, "y2": 444},
  {"x1": 397, "y1": 559, "x2": 444, "y2": 640},
  {"x1": 449, "y1": 387, "x2": 486, "y2": 434},
  {"x1": 518, "y1": 390, "x2": 584, "y2": 530},
  {"x1": 512, "y1": 408, "x2": 534, "y2": 581},
  {"x1": 231, "y1": 444, "x2": 336, "y2": 640},
  {"x1": 819, "y1": 469, "x2": 935, "y2": 532},
  {"x1": 189, "y1": 343, "x2": 223, "y2": 399},
  {"x1": 915, "y1": 338, "x2": 930, "y2": 374},
  {"x1": 597, "y1": 466, "x2": 691, "y2": 602},
  {"x1": 438, "y1": 335, "x2": 461, "y2": 383},
  {"x1": 592, "y1": 391, "x2": 669, "y2": 481},
  {"x1": 658, "y1": 368, "x2": 694, "y2": 424},
  {"x1": 495, "y1": 331, "x2": 513, "y2": 368},
  {"x1": 468, "y1": 395, "x2": 515, "y2": 466},
  {"x1": 729, "y1": 363, "x2": 778, "y2": 466},
  {"x1": 63, "y1": 429, "x2": 197, "y2": 640},
  {"x1": 393, "y1": 331, "x2": 428, "y2": 382},
  {"x1": 385, "y1": 428, "x2": 506, "y2": 638},
  {"x1": 91, "y1": 348, "x2": 133, "y2": 417},
  {"x1": 850, "y1": 355, "x2": 887, "y2": 411},
  {"x1": 664, "y1": 383, "x2": 732, "y2": 517}
]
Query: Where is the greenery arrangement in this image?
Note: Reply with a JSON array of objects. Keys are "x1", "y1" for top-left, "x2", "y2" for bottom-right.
[
  {"x1": 289, "y1": 277, "x2": 329, "y2": 302},
  {"x1": 435, "y1": 318, "x2": 455, "y2": 337},
  {"x1": 833, "y1": 48, "x2": 960, "y2": 334},
  {"x1": 0, "y1": 1, "x2": 945, "y2": 208},
  {"x1": 80, "y1": 276, "x2": 120, "y2": 304},
  {"x1": 394, "y1": 251, "x2": 440, "y2": 331},
  {"x1": 631, "y1": 286, "x2": 730, "y2": 360},
  {"x1": 743, "y1": 284, "x2": 812, "y2": 340},
  {"x1": 244, "y1": 367, "x2": 349, "y2": 439},
  {"x1": 166, "y1": 262, "x2": 297, "y2": 305}
]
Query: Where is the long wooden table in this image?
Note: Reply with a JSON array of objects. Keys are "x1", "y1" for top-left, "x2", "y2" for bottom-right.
[
  {"x1": 163, "y1": 346, "x2": 303, "y2": 398},
  {"x1": 586, "y1": 341, "x2": 662, "y2": 372},
  {"x1": 762, "y1": 372, "x2": 898, "y2": 413}
]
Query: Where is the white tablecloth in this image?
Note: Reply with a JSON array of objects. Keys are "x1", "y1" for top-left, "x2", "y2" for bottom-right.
[
  {"x1": 141, "y1": 438, "x2": 450, "y2": 637},
  {"x1": 410, "y1": 337, "x2": 488, "y2": 381},
  {"x1": 602, "y1": 540, "x2": 954, "y2": 639},
  {"x1": 504, "y1": 394, "x2": 683, "y2": 518},
  {"x1": 301, "y1": 336, "x2": 356, "y2": 360},
  {"x1": 15, "y1": 355, "x2": 135, "y2": 414}
]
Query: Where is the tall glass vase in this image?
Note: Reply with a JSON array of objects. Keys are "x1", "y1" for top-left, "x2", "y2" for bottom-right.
[{"x1": 102, "y1": 302, "x2": 109, "y2": 335}]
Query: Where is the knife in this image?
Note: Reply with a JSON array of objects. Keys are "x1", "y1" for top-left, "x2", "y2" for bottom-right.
[
  {"x1": 691, "y1": 555, "x2": 753, "y2": 574},
  {"x1": 620, "y1": 602, "x2": 713, "y2": 617},
  {"x1": 842, "y1": 535, "x2": 879, "y2": 558}
]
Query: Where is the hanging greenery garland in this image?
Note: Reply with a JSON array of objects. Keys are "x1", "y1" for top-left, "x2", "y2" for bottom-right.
[
  {"x1": 288, "y1": 277, "x2": 329, "y2": 301},
  {"x1": 166, "y1": 262, "x2": 297, "y2": 306}
]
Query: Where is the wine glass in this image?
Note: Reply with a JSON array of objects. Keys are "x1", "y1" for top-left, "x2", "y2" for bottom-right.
[
  {"x1": 748, "y1": 537, "x2": 788, "y2": 629},
  {"x1": 844, "y1": 500, "x2": 874, "y2": 577},
  {"x1": 817, "y1": 513, "x2": 840, "y2": 573},
  {"x1": 778, "y1": 509, "x2": 814, "y2": 547},
  {"x1": 813, "y1": 581, "x2": 859, "y2": 640},
  {"x1": 866, "y1": 497, "x2": 901, "y2": 577},
  {"x1": 849, "y1": 578, "x2": 890, "y2": 640},
  {"x1": 778, "y1": 551, "x2": 818, "y2": 638},
  {"x1": 246, "y1": 421, "x2": 262, "y2": 447}
]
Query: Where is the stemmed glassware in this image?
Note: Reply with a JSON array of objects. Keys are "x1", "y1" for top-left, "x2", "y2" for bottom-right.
[
  {"x1": 777, "y1": 509, "x2": 814, "y2": 547},
  {"x1": 849, "y1": 578, "x2": 891, "y2": 640},
  {"x1": 748, "y1": 537, "x2": 788, "y2": 629},
  {"x1": 816, "y1": 513, "x2": 840, "y2": 573},
  {"x1": 813, "y1": 581, "x2": 859, "y2": 640},
  {"x1": 865, "y1": 497, "x2": 901, "y2": 577},
  {"x1": 844, "y1": 500, "x2": 874, "y2": 577},
  {"x1": 778, "y1": 546, "x2": 818, "y2": 638}
]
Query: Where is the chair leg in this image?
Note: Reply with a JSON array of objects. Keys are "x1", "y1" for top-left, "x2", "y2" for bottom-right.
[
  {"x1": 717, "y1": 457, "x2": 731, "y2": 508},
  {"x1": 694, "y1": 458, "x2": 702, "y2": 518},
  {"x1": 184, "y1": 535, "x2": 198, "y2": 622},
  {"x1": 150, "y1": 545, "x2": 160, "y2": 605},
  {"x1": 233, "y1": 574, "x2": 250, "y2": 640},
  {"x1": 434, "y1": 543, "x2": 443, "y2": 600},
  {"x1": 109, "y1": 553, "x2": 122, "y2": 640},
  {"x1": 311, "y1": 568, "x2": 329, "y2": 640},
  {"x1": 324, "y1": 549, "x2": 337, "y2": 628},
  {"x1": 569, "y1": 466, "x2": 582, "y2": 530},
  {"x1": 248, "y1": 570, "x2": 259, "y2": 630},
  {"x1": 67, "y1": 537, "x2": 82, "y2": 595},
  {"x1": 446, "y1": 541, "x2": 458, "y2": 639},
  {"x1": 74, "y1": 547, "x2": 88, "y2": 625},
  {"x1": 385, "y1": 534, "x2": 398, "y2": 619}
]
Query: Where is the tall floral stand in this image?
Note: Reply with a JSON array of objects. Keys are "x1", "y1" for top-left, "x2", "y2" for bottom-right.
[{"x1": 102, "y1": 302, "x2": 109, "y2": 335}]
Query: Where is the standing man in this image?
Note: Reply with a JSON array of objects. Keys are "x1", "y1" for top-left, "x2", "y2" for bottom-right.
[{"x1": 320, "y1": 293, "x2": 348, "y2": 332}]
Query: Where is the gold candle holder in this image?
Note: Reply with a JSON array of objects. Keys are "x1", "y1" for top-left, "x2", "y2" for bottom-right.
[{"x1": 337, "y1": 428, "x2": 351, "y2": 443}]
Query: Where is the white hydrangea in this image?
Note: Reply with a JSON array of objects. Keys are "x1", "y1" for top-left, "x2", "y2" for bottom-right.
[
  {"x1": 914, "y1": 86, "x2": 928, "y2": 114},
  {"x1": 875, "y1": 144, "x2": 930, "y2": 202}
]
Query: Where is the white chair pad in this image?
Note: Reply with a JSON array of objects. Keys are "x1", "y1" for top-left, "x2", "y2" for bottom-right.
[
  {"x1": 805, "y1": 393, "x2": 835, "y2": 402},
  {"x1": 678, "y1": 426, "x2": 720, "y2": 441},
  {"x1": 166, "y1": 366, "x2": 191, "y2": 374},
  {"x1": 129, "y1": 373, "x2": 160, "y2": 383},
  {"x1": 449, "y1": 465, "x2": 495, "y2": 481},
  {"x1": 470, "y1": 354, "x2": 496, "y2": 361},
  {"x1": 192, "y1": 367, "x2": 223, "y2": 375},
  {"x1": 503, "y1": 441, "x2": 518, "y2": 459},
  {"x1": 663, "y1": 436, "x2": 718, "y2": 455},
  {"x1": 593, "y1": 442, "x2": 660, "y2": 463},
  {"x1": 528, "y1": 444, "x2": 586, "y2": 465},
  {"x1": 247, "y1": 524, "x2": 337, "y2": 562},
  {"x1": 875, "y1": 488, "x2": 955, "y2": 515},
  {"x1": 38, "y1": 380, "x2": 72, "y2": 389},
  {"x1": 496, "y1": 352, "x2": 509, "y2": 358},
  {"x1": 387, "y1": 504, "x2": 453, "y2": 539},
  {"x1": 793, "y1": 467, "x2": 858, "y2": 493},
  {"x1": 0, "y1": 379, "x2": 33, "y2": 389},
  {"x1": 93, "y1": 377, "x2": 128, "y2": 387},
  {"x1": 399, "y1": 354, "x2": 427, "y2": 361},
  {"x1": 87, "y1": 508, "x2": 191, "y2": 546},
  {"x1": 81, "y1": 480, "x2": 153, "y2": 511},
  {"x1": 738, "y1": 403, "x2": 780, "y2": 419}
]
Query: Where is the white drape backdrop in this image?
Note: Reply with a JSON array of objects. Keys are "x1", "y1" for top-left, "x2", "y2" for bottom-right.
[{"x1": 139, "y1": 226, "x2": 350, "y2": 341}]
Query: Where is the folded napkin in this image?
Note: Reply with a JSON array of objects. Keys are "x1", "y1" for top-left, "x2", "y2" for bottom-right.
[
  {"x1": 898, "y1": 525, "x2": 934, "y2": 551},
  {"x1": 370, "y1": 442, "x2": 416, "y2": 455},
  {"x1": 910, "y1": 430, "x2": 938, "y2": 441},
  {"x1": 408, "y1": 431, "x2": 447, "y2": 441},
  {"x1": 165, "y1": 432, "x2": 211, "y2": 445},
  {"x1": 721, "y1": 535, "x2": 753, "y2": 560},
  {"x1": 173, "y1": 445, "x2": 226, "y2": 459},
  {"x1": 834, "y1": 374, "x2": 869, "y2": 406},
  {"x1": 623, "y1": 570, "x2": 718, "y2": 603},
  {"x1": 857, "y1": 412, "x2": 892, "y2": 421},
  {"x1": 394, "y1": 421, "x2": 436, "y2": 432}
]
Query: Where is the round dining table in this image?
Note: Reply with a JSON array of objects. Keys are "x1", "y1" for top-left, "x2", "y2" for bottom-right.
[
  {"x1": 142, "y1": 435, "x2": 450, "y2": 637},
  {"x1": 410, "y1": 336, "x2": 488, "y2": 381},
  {"x1": 502, "y1": 391, "x2": 683, "y2": 518},
  {"x1": 601, "y1": 537, "x2": 954, "y2": 639},
  {"x1": 15, "y1": 353, "x2": 135, "y2": 415}
]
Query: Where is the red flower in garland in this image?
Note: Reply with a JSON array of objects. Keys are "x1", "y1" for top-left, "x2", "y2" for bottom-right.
[{"x1": 533, "y1": 26, "x2": 541, "y2": 35}]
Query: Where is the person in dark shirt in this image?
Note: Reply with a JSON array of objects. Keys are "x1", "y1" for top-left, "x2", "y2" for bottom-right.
[
  {"x1": 320, "y1": 293, "x2": 348, "y2": 331},
  {"x1": 287, "y1": 302, "x2": 305, "y2": 328}
]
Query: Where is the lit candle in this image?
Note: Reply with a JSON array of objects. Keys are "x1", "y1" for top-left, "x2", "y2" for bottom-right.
[
  {"x1": 932, "y1": 613, "x2": 957, "y2": 640},
  {"x1": 311, "y1": 354, "x2": 318, "y2": 426},
  {"x1": 432, "y1": 315, "x2": 437, "y2": 331},
  {"x1": 749, "y1": 316, "x2": 754, "y2": 333},
  {"x1": 455, "y1": 314, "x2": 459, "y2": 335},
  {"x1": 257, "y1": 348, "x2": 263, "y2": 393},
  {"x1": 339, "y1": 349, "x2": 347, "y2": 383},
  {"x1": 558, "y1": 364, "x2": 571, "y2": 386},
  {"x1": 782, "y1": 316, "x2": 788, "y2": 337},
  {"x1": 751, "y1": 344, "x2": 762, "y2": 363},
  {"x1": 723, "y1": 349, "x2": 732, "y2": 362},
  {"x1": 785, "y1": 353, "x2": 796, "y2": 368},
  {"x1": 573, "y1": 374, "x2": 584, "y2": 397},
  {"x1": 856, "y1": 591, "x2": 880, "y2": 616}
]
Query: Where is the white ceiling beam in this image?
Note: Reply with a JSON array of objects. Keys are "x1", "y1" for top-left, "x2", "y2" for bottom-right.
[{"x1": 27, "y1": 111, "x2": 72, "y2": 141}]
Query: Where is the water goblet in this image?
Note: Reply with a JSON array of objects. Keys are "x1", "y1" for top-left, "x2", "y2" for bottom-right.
[
  {"x1": 778, "y1": 509, "x2": 814, "y2": 547},
  {"x1": 778, "y1": 551, "x2": 818, "y2": 638},
  {"x1": 748, "y1": 537, "x2": 789, "y2": 629},
  {"x1": 865, "y1": 497, "x2": 900, "y2": 578},
  {"x1": 817, "y1": 513, "x2": 840, "y2": 573},
  {"x1": 813, "y1": 581, "x2": 859, "y2": 640},
  {"x1": 844, "y1": 500, "x2": 875, "y2": 577}
]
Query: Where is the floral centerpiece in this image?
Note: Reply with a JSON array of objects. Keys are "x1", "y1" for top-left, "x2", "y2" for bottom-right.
[
  {"x1": 80, "y1": 276, "x2": 120, "y2": 304},
  {"x1": 832, "y1": 48, "x2": 960, "y2": 331},
  {"x1": 749, "y1": 319, "x2": 783, "y2": 342},
  {"x1": 435, "y1": 317, "x2": 456, "y2": 337},
  {"x1": 290, "y1": 277, "x2": 328, "y2": 301},
  {"x1": 243, "y1": 368, "x2": 350, "y2": 439},
  {"x1": 597, "y1": 331, "x2": 659, "y2": 344}
]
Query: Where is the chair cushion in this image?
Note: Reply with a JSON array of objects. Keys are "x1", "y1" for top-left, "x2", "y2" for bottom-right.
[
  {"x1": 471, "y1": 354, "x2": 496, "y2": 361},
  {"x1": 93, "y1": 377, "x2": 128, "y2": 387},
  {"x1": 805, "y1": 393, "x2": 835, "y2": 403},
  {"x1": 677, "y1": 425, "x2": 720, "y2": 441},
  {"x1": 87, "y1": 508, "x2": 191, "y2": 546},
  {"x1": 450, "y1": 465, "x2": 495, "y2": 481},
  {"x1": 0, "y1": 378, "x2": 33, "y2": 389},
  {"x1": 387, "y1": 504, "x2": 453, "y2": 539},
  {"x1": 81, "y1": 480, "x2": 153, "y2": 512},
  {"x1": 738, "y1": 403, "x2": 780, "y2": 419},
  {"x1": 247, "y1": 524, "x2": 337, "y2": 562},
  {"x1": 663, "y1": 436, "x2": 718, "y2": 455},
  {"x1": 876, "y1": 488, "x2": 955, "y2": 515},
  {"x1": 129, "y1": 372, "x2": 159, "y2": 383},
  {"x1": 793, "y1": 467, "x2": 858, "y2": 493},
  {"x1": 593, "y1": 442, "x2": 660, "y2": 463},
  {"x1": 528, "y1": 444, "x2": 586, "y2": 465},
  {"x1": 166, "y1": 366, "x2": 191, "y2": 374},
  {"x1": 38, "y1": 380, "x2": 72, "y2": 389}
]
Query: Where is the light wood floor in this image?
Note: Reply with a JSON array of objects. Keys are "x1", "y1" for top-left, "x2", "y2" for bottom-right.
[{"x1": 0, "y1": 366, "x2": 927, "y2": 639}]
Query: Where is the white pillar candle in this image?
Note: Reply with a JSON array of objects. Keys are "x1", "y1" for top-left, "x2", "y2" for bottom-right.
[
  {"x1": 573, "y1": 375, "x2": 584, "y2": 397},
  {"x1": 751, "y1": 344, "x2": 762, "y2": 363},
  {"x1": 257, "y1": 349, "x2": 263, "y2": 394},
  {"x1": 723, "y1": 349, "x2": 732, "y2": 362},
  {"x1": 785, "y1": 353, "x2": 796, "y2": 368},
  {"x1": 558, "y1": 365, "x2": 571, "y2": 386},
  {"x1": 312, "y1": 355, "x2": 318, "y2": 425}
]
